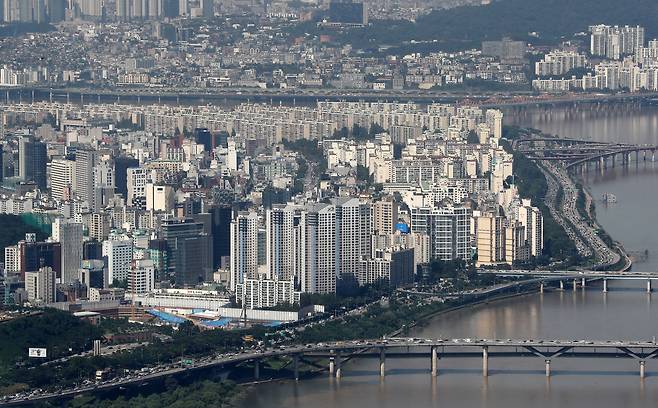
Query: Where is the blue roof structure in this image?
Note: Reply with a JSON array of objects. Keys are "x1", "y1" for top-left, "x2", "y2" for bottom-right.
[
  {"x1": 147, "y1": 309, "x2": 186, "y2": 324},
  {"x1": 201, "y1": 318, "x2": 232, "y2": 327}
]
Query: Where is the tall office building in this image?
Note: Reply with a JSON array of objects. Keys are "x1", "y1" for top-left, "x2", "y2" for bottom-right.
[
  {"x1": 128, "y1": 259, "x2": 155, "y2": 294},
  {"x1": 230, "y1": 211, "x2": 259, "y2": 290},
  {"x1": 49, "y1": 158, "x2": 75, "y2": 201},
  {"x1": 411, "y1": 203, "x2": 472, "y2": 261},
  {"x1": 75, "y1": 147, "x2": 98, "y2": 206},
  {"x1": 51, "y1": 218, "x2": 83, "y2": 284},
  {"x1": 18, "y1": 234, "x2": 61, "y2": 281},
  {"x1": 114, "y1": 156, "x2": 138, "y2": 199},
  {"x1": 127, "y1": 167, "x2": 148, "y2": 208},
  {"x1": 19, "y1": 136, "x2": 47, "y2": 190},
  {"x1": 78, "y1": 259, "x2": 105, "y2": 289},
  {"x1": 25, "y1": 266, "x2": 56, "y2": 303},
  {"x1": 102, "y1": 238, "x2": 133, "y2": 284},
  {"x1": 161, "y1": 219, "x2": 212, "y2": 285},
  {"x1": 91, "y1": 161, "x2": 115, "y2": 211},
  {"x1": 194, "y1": 204, "x2": 231, "y2": 270}
]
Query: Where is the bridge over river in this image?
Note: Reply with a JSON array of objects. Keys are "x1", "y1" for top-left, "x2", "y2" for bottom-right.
[
  {"x1": 512, "y1": 136, "x2": 658, "y2": 174},
  {"x1": 6, "y1": 336, "x2": 658, "y2": 406}
]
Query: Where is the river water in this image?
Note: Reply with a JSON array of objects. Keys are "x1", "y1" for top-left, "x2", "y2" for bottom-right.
[
  {"x1": 507, "y1": 102, "x2": 658, "y2": 271},
  {"x1": 239, "y1": 102, "x2": 658, "y2": 408}
]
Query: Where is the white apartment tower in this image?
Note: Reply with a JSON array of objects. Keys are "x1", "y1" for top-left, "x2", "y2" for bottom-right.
[
  {"x1": 335, "y1": 198, "x2": 372, "y2": 286},
  {"x1": 300, "y1": 203, "x2": 337, "y2": 294},
  {"x1": 230, "y1": 211, "x2": 259, "y2": 291},
  {"x1": 266, "y1": 204, "x2": 301, "y2": 282},
  {"x1": 518, "y1": 199, "x2": 544, "y2": 258}
]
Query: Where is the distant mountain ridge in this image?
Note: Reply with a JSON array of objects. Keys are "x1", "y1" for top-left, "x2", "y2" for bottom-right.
[{"x1": 334, "y1": 0, "x2": 658, "y2": 50}]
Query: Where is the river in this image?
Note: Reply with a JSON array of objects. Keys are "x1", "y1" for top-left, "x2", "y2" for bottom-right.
[
  {"x1": 238, "y1": 102, "x2": 658, "y2": 407},
  {"x1": 507, "y1": 102, "x2": 658, "y2": 271}
]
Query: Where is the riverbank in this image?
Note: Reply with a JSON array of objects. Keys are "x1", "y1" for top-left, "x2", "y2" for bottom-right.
[{"x1": 504, "y1": 126, "x2": 629, "y2": 270}]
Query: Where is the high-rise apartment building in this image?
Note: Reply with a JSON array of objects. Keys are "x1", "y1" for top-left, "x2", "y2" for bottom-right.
[
  {"x1": 335, "y1": 197, "x2": 372, "y2": 286},
  {"x1": 372, "y1": 196, "x2": 398, "y2": 234},
  {"x1": 230, "y1": 211, "x2": 259, "y2": 290},
  {"x1": 266, "y1": 204, "x2": 301, "y2": 282},
  {"x1": 590, "y1": 25, "x2": 645, "y2": 60},
  {"x1": 411, "y1": 203, "x2": 473, "y2": 261},
  {"x1": 517, "y1": 199, "x2": 544, "y2": 258},
  {"x1": 299, "y1": 203, "x2": 337, "y2": 294},
  {"x1": 49, "y1": 158, "x2": 76, "y2": 201}
]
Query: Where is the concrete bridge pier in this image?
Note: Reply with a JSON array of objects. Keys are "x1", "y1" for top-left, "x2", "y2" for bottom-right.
[
  {"x1": 540, "y1": 282, "x2": 544, "y2": 293},
  {"x1": 293, "y1": 354, "x2": 300, "y2": 381},
  {"x1": 482, "y1": 346, "x2": 489, "y2": 377},
  {"x1": 335, "y1": 352, "x2": 342, "y2": 378},
  {"x1": 640, "y1": 361, "x2": 646, "y2": 379},
  {"x1": 545, "y1": 360, "x2": 551, "y2": 377},
  {"x1": 329, "y1": 351, "x2": 335, "y2": 375},
  {"x1": 573, "y1": 279, "x2": 578, "y2": 291},
  {"x1": 647, "y1": 280, "x2": 652, "y2": 293},
  {"x1": 603, "y1": 279, "x2": 608, "y2": 293},
  {"x1": 379, "y1": 348, "x2": 386, "y2": 377},
  {"x1": 254, "y1": 360, "x2": 260, "y2": 380},
  {"x1": 581, "y1": 278, "x2": 586, "y2": 288},
  {"x1": 431, "y1": 346, "x2": 438, "y2": 377},
  {"x1": 559, "y1": 280, "x2": 564, "y2": 290}
]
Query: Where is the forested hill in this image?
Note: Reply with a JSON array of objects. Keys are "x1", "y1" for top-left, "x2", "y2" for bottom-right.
[
  {"x1": 323, "y1": 0, "x2": 658, "y2": 50},
  {"x1": 0, "y1": 215, "x2": 48, "y2": 263}
]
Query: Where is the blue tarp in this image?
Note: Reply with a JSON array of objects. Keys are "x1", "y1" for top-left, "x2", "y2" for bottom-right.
[
  {"x1": 147, "y1": 309, "x2": 186, "y2": 324},
  {"x1": 263, "y1": 321, "x2": 282, "y2": 327},
  {"x1": 201, "y1": 318, "x2": 232, "y2": 327}
]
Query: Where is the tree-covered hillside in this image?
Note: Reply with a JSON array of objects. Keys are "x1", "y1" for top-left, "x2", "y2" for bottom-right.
[
  {"x1": 308, "y1": 0, "x2": 658, "y2": 51},
  {"x1": 0, "y1": 215, "x2": 49, "y2": 263}
]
